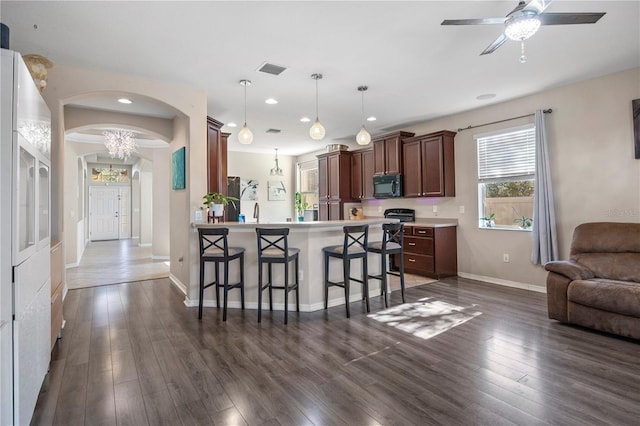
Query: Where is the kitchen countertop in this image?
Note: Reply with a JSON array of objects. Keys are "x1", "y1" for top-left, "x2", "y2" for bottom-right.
[{"x1": 409, "y1": 218, "x2": 458, "y2": 227}]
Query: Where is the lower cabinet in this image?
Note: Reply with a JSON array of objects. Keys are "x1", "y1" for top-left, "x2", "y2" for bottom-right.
[
  {"x1": 318, "y1": 200, "x2": 342, "y2": 221},
  {"x1": 401, "y1": 225, "x2": 457, "y2": 279}
]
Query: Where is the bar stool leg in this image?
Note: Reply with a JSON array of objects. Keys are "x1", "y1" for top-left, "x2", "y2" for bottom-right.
[
  {"x1": 399, "y1": 252, "x2": 406, "y2": 303},
  {"x1": 268, "y1": 264, "x2": 274, "y2": 311},
  {"x1": 295, "y1": 256, "x2": 300, "y2": 312},
  {"x1": 363, "y1": 256, "x2": 370, "y2": 313},
  {"x1": 284, "y1": 261, "x2": 289, "y2": 325},
  {"x1": 324, "y1": 253, "x2": 329, "y2": 310},
  {"x1": 381, "y1": 253, "x2": 388, "y2": 308},
  {"x1": 199, "y1": 260, "x2": 205, "y2": 319},
  {"x1": 214, "y1": 262, "x2": 221, "y2": 309},
  {"x1": 240, "y1": 254, "x2": 245, "y2": 310},
  {"x1": 258, "y1": 261, "x2": 263, "y2": 323},
  {"x1": 223, "y1": 262, "x2": 229, "y2": 322},
  {"x1": 343, "y1": 256, "x2": 351, "y2": 318}
]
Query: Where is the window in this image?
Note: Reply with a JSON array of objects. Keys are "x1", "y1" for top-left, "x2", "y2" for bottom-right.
[
  {"x1": 297, "y1": 160, "x2": 318, "y2": 211},
  {"x1": 91, "y1": 167, "x2": 129, "y2": 183},
  {"x1": 477, "y1": 125, "x2": 535, "y2": 230}
]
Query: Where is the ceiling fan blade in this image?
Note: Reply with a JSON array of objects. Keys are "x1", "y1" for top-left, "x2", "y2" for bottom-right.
[
  {"x1": 524, "y1": 0, "x2": 554, "y2": 14},
  {"x1": 539, "y1": 12, "x2": 606, "y2": 25},
  {"x1": 480, "y1": 33, "x2": 508, "y2": 55},
  {"x1": 441, "y1": 18, "x2": 506, "y2": 26}
]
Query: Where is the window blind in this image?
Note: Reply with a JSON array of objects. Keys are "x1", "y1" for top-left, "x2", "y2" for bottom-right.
[{"x1": 477, "y1": 126, "x2": 536, "y2": 181}]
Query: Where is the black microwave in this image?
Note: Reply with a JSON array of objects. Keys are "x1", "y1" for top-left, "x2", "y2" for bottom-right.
[{"x1": 373, "y1": 174, "x2": 402, "y2": 198}]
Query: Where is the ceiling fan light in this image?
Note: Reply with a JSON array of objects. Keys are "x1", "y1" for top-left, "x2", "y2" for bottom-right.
[
  {"x1": 238, "y1": 125, "x2": 254, "y2": 144},
  {"x1": 505, "y1": 14, "x2": 541, "y2": 41},
  {"x1": 310, "y1": 119, "x2": 326, "y2": 140},
  {"x1": 356, "y1": 126, "x2": 371, "y2": 145}
]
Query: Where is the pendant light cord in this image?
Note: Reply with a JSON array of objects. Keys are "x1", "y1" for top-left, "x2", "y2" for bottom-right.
[
  {"x1": 244, "y1": 83, "x2": 247, "y2": 126},
  {"x1": 315, "y1": 77, "x2": 319, "y2": 120}
]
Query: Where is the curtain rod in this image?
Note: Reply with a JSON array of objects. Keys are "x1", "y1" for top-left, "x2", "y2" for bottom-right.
[{"x1": 457, "y1": 108, "x2": 552, "y2": 132}]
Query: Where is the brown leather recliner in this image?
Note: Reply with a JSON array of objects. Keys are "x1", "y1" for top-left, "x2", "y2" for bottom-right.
[{"x1": 545, "y1": 222, "x2": 640, "y2": 340}]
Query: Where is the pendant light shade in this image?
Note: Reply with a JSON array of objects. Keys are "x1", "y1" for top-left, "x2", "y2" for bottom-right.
[
  {"x1": 238, "y1": 79, "x2": 253, "y2": 145},
  {"x1": 356, "y1": 85, "x2": 371, "y2": 145},
  {"x1": 310, "y1": 73, "x2": 325, "y2": 140}
]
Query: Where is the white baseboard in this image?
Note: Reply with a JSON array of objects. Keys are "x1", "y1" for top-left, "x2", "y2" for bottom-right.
[
  {"x1": 62, "y1": 284, "x2": 68, "y2": 300},
  {"x1": 65, "y1": 262, "x2": 79, "y2": 269},
  {"x1": 457, "y1": 272, "x2": 546, "y2": 294},
  {"x1": 151, "y1": 255, "x2": 170, "y2": 260},
  {"x1": 132, "y1": 236, "x2": 139, "y2": 240},
  {"x1": 169, "y1": 273, "x2": 187, "y2": 296},
  {"x1": 138, "y1": 243, "x2": 152, "y2": 247},
  {"x1": 182, "y1": 287, "x2": 385, "y2": 312}
]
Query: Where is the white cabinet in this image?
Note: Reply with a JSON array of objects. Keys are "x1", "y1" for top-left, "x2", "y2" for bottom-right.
[{"x1": 1, "y1": 49, "x2": 52, "y2": 426}]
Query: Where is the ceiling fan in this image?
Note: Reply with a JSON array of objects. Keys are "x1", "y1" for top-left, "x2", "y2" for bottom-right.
[{"x1": 441, "y1": 0, "x2": 606, "y2": 62}]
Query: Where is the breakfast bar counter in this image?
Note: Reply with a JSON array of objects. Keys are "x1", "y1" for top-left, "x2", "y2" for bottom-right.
[{"x1": 193, "y1": 219, "x2": 391, "y2": 314}]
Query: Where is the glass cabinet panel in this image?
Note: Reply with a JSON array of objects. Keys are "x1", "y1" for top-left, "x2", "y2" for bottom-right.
[
  {"x1": 18, "y1": 145, "x2": 36, "y2": 253},
  {"x1": 38, "y1": 162, "x2": 50, "y2": 241}
]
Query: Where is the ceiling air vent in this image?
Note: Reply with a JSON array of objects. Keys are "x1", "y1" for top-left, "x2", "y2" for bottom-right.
[
  {"x1": 266, "y1": 128, "x2": 282, "y2": 134},
  {"x1": 257, "y1": 62, "x2": 287, "y2": 76}
]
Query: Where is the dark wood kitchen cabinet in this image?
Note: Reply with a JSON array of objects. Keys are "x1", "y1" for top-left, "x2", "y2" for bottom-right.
[
  {"x1": 373, "y1": 131, "x2": 415, "y2": 176},
  {"x1": 317, "y1": 151, "x2": 353, "y2": 220},
  {"x1": 207, "y1": 116, "x2": 228, "y2": 194},
  {"x1": 401, "y1": 225, "x2": 457, "y2": 279},
  {"x1": 351, "y1": 148, "x2": 374, "y2": 200},
  {"x1": 402, "y1": 130, "x2": 456, "y2": 197}
]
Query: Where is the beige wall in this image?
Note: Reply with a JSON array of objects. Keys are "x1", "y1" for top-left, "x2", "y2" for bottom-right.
[
  {"x1": 227, "y1": 151, "x2": 297, "y2": 222},
  {"x1": 357, "y1": 67, "x2": 640, "y2": 290}
]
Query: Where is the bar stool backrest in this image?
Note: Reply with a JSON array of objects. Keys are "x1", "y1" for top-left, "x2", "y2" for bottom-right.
[
  {"x1": 382, "y1": 223, "x2": 404, "y2": 252},
  {"x1": 199, "y1": 227, "x2": 230, "y2": 258},
  {"x1": 256, "y1": 228, "x2": 290, "y2": 260},
  {"x1": 340, "y1": 225, "x2": 369, "y2": 256}
]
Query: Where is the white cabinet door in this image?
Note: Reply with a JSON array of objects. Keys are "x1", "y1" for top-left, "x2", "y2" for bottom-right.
[{"x1": 0, "y1": 321, "x2": 12, "y2": 426}]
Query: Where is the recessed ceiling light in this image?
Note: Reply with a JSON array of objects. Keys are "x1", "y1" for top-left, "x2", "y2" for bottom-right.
[
  {"x1": 476, "y1": 93, "x2": 496, "y2": 101},
  {"x1": 300, "y1": 117, "x2": 311, "y2": 123},
  {"x1": 117, "y1": 98, "x2": 133, "y2": 104},
  {"x1": 227, "y1": 122, "x2": 238, "y2": 128},
  {"x1": 265, "y1": 98, "x2": 278, "y2": 105},
  {"x1": 366, "y1": 116, "x2": 377, "y2": 122}
]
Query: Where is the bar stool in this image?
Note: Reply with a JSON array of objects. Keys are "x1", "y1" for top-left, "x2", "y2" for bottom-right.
[
  {"x1": 322, "y1": 225, "x2": 369, "y2": 318},
  {"x1": 198, "y1": 228, "x2": 245, "y2": 321},
  {"x1": 256, "y1": 228, "x2": 300, "y2": 324},
  {"x1": 367, "y1": 222, "x2": 405, "y2": 307}
]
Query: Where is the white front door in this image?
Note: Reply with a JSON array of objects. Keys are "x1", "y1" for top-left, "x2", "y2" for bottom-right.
[{"x1": 90, "y1": 187, "x2": 119, "y2": 241}]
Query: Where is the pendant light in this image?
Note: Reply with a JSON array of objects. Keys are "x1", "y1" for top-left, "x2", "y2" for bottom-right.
[
  {"x1": 270, "y1": 148, "x2": 284, "y2": 176},
  {"x1": 356, "y1": 85, "x2": 371, "y2": 145},
  {"x1": 238, "y1": 79, "x2": 254, "y2": 144},
  {"x1": 309, "y1": 73, "x2": 325, "y2": 140}
]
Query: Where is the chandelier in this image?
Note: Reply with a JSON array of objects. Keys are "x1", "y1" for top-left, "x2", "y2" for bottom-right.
[
  {"x1": 103, "y1": 129, "x2": 136, "y2": 160},
  {"x1": 270, "y1": 148, "x2": 284, "y2": 176}
]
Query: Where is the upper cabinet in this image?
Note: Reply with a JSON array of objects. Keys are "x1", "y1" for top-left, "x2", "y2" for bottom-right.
[
  {"x1": 207, "y1": 116, "x2": 227, "y2": 194},
  {"x1": 402, "y1": 130, "x2": 456, "y2": 197},
  {"x1": 317, "y1": 151, "x2": 353, "y2": 220},
  {"x1": 373, "y1": 131, "x2": 415, "y2": 176},
  {"x1": 351, "y1": 149, "x2": 375, "y2": 200}
]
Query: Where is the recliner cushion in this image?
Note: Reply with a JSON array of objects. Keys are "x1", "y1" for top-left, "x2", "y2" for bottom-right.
[{"x1": 568, "y1": 279, "x2": 640, "y2": 317}]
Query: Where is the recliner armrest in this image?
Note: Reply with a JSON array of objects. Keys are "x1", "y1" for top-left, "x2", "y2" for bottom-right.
[{"x1": 544, "y1": 260, "x2": 595, "y2": 281}]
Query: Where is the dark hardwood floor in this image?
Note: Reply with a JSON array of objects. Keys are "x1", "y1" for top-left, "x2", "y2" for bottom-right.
[{"x1": 31, "y1": 276, "x2": 640, "y2": 426}]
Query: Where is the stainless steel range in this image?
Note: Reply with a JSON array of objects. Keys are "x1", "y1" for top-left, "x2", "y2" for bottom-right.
[{"x1": 384, "y1": 208, "x2": 415, "y2": 222}]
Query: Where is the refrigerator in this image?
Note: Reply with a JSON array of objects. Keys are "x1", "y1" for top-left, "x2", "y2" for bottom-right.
[{"x1": 1, "y1": 49, "x2": 52, "y2": 426}]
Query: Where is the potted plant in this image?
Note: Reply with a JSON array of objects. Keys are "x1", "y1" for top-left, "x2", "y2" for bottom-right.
[
  {"x1": 203, "y1": 192, "x2": 238, "y2": 219},
  {"x1": 480, "y1": 212, "x2": 495, "y2": 227},
  {"x1": 295, "y1": 192, "x2": 310, "y2": 221},
  {"x1": 512, "y1": 208, "x2": 532, "y2": 229}
]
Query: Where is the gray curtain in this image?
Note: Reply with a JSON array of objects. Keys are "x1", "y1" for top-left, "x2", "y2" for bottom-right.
[{"x1": 531, "y1": 109, "x2": 558, "y2": 265}]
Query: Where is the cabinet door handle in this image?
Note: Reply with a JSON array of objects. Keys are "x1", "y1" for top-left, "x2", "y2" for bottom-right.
[
  {"x1": 408, "y1": 258, "x2": 416, "y2": 263},
  {"x1": 418, "y1": 230, "x2": 426, "y2": 234},
  {"x1": 408, "y1": 242, "x2": 416, "y2": 246}
]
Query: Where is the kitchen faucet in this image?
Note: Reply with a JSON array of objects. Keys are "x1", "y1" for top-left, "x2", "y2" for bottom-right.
[{"x1": 253, "y1": 202, "x2": 259, "y2": 223}]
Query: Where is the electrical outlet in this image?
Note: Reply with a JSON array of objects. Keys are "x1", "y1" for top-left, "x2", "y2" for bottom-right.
[
  {"x1": 432, "y1": 205, "x2": 438, "y2": 213},
  {"x1": 299, "y1": 270, "x2": 304, "y2": 281},
  {"x1": 377, "y1": 206, "x2": 382, "y2": 213},
  {"x1": 503, "y1": 253, "x2": 510, "y2": 263},
  {"x1": 194, "y1": 210, "x2": 203, "y2": 221},
  {"x1": 459, "y1": 205, "x2": 465, "y2": 214}
]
